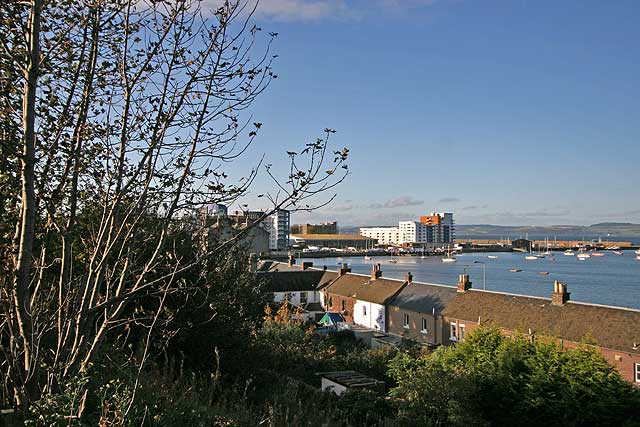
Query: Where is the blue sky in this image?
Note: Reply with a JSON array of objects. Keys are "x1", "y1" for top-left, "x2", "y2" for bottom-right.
[{"x1": 221, "y1": 0, "x2": 640, "y2": 226}]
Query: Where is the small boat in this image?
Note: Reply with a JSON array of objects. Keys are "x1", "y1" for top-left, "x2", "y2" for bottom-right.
[
  {"x1": 525, "y1": 256, "x2": 538, "y2": 260},
  {"x1": 563, "y1": 250, "x2": 575, "y2": 256},
  {"x1": 635, "y1": 249, "x2": 640, "y2": 255},
  {"x1": 364, "y1": 256, "x2": 371, "y2": 260},
  {"x1": 636, "y1": 255, "x2": 640, "y2": 261},
  {"x1": 509, "y1": 269, "x2": 522, "y2": 272},
  {"x1": 538, "y1": 271, "x2": 550, "y2": 275},
  {"x1": 441, "y1": 246, "x2": 457, "y2": 263},
  {"x1": 488, "y1": 255, "x2": 498, "y2": 259},
  {"x1": 591, "y1": 252, "x2": 605, "y2": 257},
  {"x1": 612, "y1": 251, "x2": 624, "y2": 256}
]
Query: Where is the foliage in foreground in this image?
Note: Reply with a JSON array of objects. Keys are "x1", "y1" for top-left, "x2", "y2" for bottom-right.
[{"x1": 389, "y1": 326, "x2": 640, "y2": 427}]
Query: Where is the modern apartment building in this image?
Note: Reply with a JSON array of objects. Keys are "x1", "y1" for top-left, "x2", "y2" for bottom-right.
[
  {"x1": 359, "y1": 226, "x2": 401, "y2": 246},
  {"x1": 266, "y1": 209, "x2": 291, "y2": 251},
  {"x1": 360, "y1": 213, "x2": 454, "y2": 246}
]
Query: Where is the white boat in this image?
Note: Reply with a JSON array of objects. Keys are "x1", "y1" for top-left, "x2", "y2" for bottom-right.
[
  {"x1": 635, "y1": 249, "x2": 640, "y2": 255},
  {"x1": 525, "y1": 256, "x2": 538, "y2": 260},
  {"x1": 591, "y1": 252, "x2": 605, "y2": 257},
  {"x1": 441, "y1": 245, "x2": 457, "y2": 263},
  {"x1": 636, "y1": 255, "x2": 640, "y2": 261},
  {"x1": 564, "y1": 250, "x2": 575, "y2": 256},
  {"x1": 488, "y1": 255, "x2": 498, "y2": 259},
  {"x1": 364, "y1": 256, "x2": 371, "y2": 260},
  {"x1": 576, "y1": 253, "x2": 591, "y2": 260},
  {"x1": 389, "y1": 259, "x2": 398, "y2": 264},
  {"x1": 612, "y1": 251, "x2": 623, "y2": 256}
]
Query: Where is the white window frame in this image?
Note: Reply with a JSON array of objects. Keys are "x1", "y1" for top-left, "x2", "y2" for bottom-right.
[
  {"x1": 421, "y1": 318, "x2": 428, "y2": 334},
  {"x1": 635, "y1": 363, "x2": 640, "y2": 383},
  {"x1": 459, "y1": 323, "x2": 466, "y2": 341},
  {"x1": 300, "y1": 291, "x2": 308, "y2": 304},
  {"x1": 450, "y1": 323, "x2": 458, "y2": 341},
  {"x1": 403, "y1": 313, "x2": 410, "y2": 329}
]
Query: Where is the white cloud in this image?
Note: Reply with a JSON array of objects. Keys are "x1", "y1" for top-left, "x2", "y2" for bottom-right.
[{"x1": 204, "y1": 0, "x2": 438, "y2": 22}]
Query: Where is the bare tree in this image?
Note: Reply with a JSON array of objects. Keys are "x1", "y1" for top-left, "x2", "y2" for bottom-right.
[{"x1": 0, "y1": 0, "x2": 349, "y2": 412}]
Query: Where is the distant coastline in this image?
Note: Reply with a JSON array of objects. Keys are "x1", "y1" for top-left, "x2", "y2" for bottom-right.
[{"x1": 340, "y1": 223, "x2": 640, "y2": 245}]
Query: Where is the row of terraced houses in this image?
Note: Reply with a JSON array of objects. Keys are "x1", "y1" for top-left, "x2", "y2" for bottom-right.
[{"x1": 257, "y1": 257, "x2": 640, "y2": 385}]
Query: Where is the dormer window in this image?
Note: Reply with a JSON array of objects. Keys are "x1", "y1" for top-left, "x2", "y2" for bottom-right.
[{"x1": 403, "y1": 313, "x2": 409, "y2": 329}]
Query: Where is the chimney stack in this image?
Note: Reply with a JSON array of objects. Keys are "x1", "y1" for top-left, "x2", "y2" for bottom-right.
[
  {"x1": 302, "y1": 261, "x2": 314, "y2": 270},
  {"x1": 405, "y1": 272, "x2": 413, "y2": 283},
  {"x1": 288, "y1": 255, "x2": 296, "y2": 267},
  {"x1": 457, "y1": 274, "x2": 472, "y2": 293},
  {"x1": 551, "y1": 280, "x2": 570, "y2": 306},
  {"x1": 338, "y1": 263, "x2": 351, "y2": 276},
  {"x1": 371, "y1": 263, "x2": 383, "y2": 280}
]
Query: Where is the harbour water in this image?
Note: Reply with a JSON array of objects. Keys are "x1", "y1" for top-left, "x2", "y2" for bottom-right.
[{"x1": 299, "y1": 251, "x2": 640, "y2": 310}]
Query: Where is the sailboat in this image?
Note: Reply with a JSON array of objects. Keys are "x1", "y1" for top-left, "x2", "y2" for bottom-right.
[
  {"x1": 364, "y1": 240, "x2": 371, "y2": 260},
  {"x1": 525, "y1": 242, "x2": 538, "y2": 260},
  {"x1": 441, "y1": 245, "x2": 457, "y2": 263},
  {"x1": 576, "y1": 248, "x2": 591, "y2": 260}
]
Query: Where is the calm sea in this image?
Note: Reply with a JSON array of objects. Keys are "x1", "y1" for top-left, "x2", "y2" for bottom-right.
[{"x1": 300, "y1": 251, "x2": 640, "y2": 310}]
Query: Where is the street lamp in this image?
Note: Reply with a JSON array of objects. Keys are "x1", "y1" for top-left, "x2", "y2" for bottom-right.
[{"x1": 473, "y1": 261, "x2": 486, "y2": 290}]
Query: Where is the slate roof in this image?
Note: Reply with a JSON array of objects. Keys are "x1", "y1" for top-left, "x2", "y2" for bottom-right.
[
  {"x1": 256, "y1": 260, "x2": 301, "y2": 272},
  {"x1": 388, "y1": 282, "x2": 458, "y2": 315},
  {"x1": 442, "y1": 289, "x2": 640, "y2": 355},
  {"x1": 324, "y1": 273, "x2": 408, "y2": 305},
  {"x1": 259, "y1": 270, "x2": 338, "y2": 293}
]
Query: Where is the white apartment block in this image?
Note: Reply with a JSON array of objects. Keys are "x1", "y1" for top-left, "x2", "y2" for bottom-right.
[
  {"x1": 359, "y1": 227, "x2": 400, "y2": 246},
  {"x1": 264, "y1": 209, "x2": 290, "y2": 251},
  {"x1": 360, "y1": 213, "x2": 454, "y2": 246}
]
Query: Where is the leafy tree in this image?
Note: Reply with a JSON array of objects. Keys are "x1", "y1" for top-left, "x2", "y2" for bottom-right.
[
  {"x1": 389, "y1": 325, "x2": 640, "y2": 427},
  {"x1": 0, "y1": 0, "x2": 349, "y2": 416}
]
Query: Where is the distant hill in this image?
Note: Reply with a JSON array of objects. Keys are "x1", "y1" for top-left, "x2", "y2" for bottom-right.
[{"x1": 455, "y1": 223, "x2": 640, "y2": 240}]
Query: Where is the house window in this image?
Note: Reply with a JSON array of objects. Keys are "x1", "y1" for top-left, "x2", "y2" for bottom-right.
[
  {"x1": 284, "y1": 292, "x2": 292, "y2": 301},
  {"x1": 341, "y1": 300, "x2": 346, "y2": 311},
  {"x1": 403, "y1": 313, "x2": 409, "y2": 329},
  {"x1": 459, "y1": 324, "x2": 466, "y2": 341},
  {"x1": 328, "y1": 297, "x2": 333, "y2": 308},
  {"x1": 421, "y1": 318, "x2": 428, "y2": 334},
  {"x1": 635, "y1": 363, "x2": 640, "y2": 383},
  {"x1": 450, "y1": 323, "x2": 458, "y2": 341},
  {"x1": 300, "y1": 292, "x2": 308, "y2": 304},
  {"x1": 363, "y1": 305, "x2": 367, "y2": 317}
]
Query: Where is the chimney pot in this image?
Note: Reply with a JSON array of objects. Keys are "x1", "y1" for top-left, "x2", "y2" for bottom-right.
[
  {"x1": 457, "y1": 274, "x2": 472, "y2": 293},
  {"x1": 551, "y1": 280, "x2": 570, "y2": 305},
  {"x1": 371, "y1": 263, "x2": 383, "y2": 280},
  {"x1": 339, "y1": 263, "x2": 351, "y2": 276}
]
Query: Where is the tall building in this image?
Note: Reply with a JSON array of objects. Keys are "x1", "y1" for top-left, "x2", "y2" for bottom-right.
[
  {"x1": 359, "y1": 213, "x2": 454, "y2": 246},
  {"x1": 267, "y1": 209, "x2": 291, "y2": 251}
]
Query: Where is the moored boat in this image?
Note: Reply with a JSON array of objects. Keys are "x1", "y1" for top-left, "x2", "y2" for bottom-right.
[
  {"x1": 509, "y1": 268, "x2": 522, "y2": 272},
  {"x1": 564, "y1": 250, "x2": 575, "y2": 256},
  {"x1": 591, "y1": 252, "x2": 605, "y2": 257},
  {"x1": 538, "y1": 271, "x2": 550, "y2": 275},
  {"x1": 612, "y1": 251, "x2": 623, "y2": 256},
  {"x1": 525, "y1": 256, "x2": 538, "y2": 260}
]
